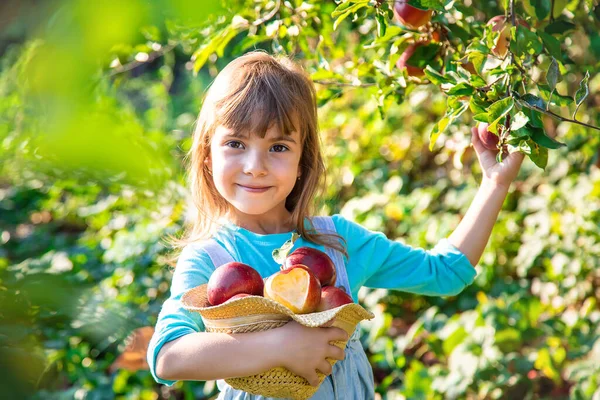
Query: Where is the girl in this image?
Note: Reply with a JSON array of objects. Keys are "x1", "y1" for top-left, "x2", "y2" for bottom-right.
[{"x1": 147, "y1": 51, "x2": 524, "y2": 399}]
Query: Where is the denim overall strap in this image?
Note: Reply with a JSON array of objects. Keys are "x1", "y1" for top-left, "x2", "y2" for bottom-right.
[
  {"x1": 203, "y1": 238, "x2": 235, "y2": 269},
  {"x1": 309, "y1": 216, "x2": 351, "y2": 295}
]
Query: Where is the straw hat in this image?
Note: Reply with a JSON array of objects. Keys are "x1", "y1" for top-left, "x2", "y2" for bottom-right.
[{"x1": 182, "y1": 284, "x2": 374, "y2": 399}]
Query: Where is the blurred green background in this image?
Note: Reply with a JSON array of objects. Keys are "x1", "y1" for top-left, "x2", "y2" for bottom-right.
[{"x1": 1, "y1": 0, "x2": 600, "y2": 399}]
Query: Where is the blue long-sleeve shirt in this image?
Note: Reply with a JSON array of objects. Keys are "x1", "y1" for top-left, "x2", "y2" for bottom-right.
[{"x1": 147, "y1": 214, "x2": 477, "y2": 385}]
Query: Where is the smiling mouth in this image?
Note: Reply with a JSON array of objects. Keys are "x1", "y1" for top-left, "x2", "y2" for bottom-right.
[{"x1": 237, "y1": 184, "x2": 271, "y2": 191}]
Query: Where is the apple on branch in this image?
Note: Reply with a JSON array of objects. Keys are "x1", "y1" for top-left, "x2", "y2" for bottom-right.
[
  {"x1": 207, "y1": 262, "x2": 264, "y2": 306},
  {"x1": 477, "y1": 122, "x2": 500, "y2": 151},
  {"x1": 487, "y1": 15, "x2": 530, "y2": 58},
  {"x1": 393, "y1": 0, "x2": 433, "y2": 30}
]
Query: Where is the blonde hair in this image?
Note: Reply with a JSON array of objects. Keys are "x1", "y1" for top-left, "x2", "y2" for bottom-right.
[{"x1": 167, "y1": 51, "x2": 347, "y2": 265}]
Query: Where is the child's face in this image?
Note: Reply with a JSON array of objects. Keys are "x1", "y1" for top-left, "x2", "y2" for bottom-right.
[{"x1": 207, "y1": 123, "x2": 302, "y2": 222}]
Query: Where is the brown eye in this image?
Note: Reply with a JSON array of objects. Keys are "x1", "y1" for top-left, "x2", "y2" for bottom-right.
[
  {"x1": 226, "y1": 141, "x2": 244, "y2": 149},
  {"x1": 271, "y1": 144, "x2": 289, "y2": 152}
]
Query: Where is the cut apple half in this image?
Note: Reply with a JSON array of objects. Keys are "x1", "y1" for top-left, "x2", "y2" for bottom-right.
[{"x1": 264, "y1": 265, "x2": 321, "y2": 314}]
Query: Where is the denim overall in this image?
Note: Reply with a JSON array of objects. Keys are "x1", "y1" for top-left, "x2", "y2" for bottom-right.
[{"x1": 202, "y1": 216, "x2": 375, "y2": 400}]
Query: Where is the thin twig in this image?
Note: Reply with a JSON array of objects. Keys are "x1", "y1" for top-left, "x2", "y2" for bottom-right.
[
  {"x1": 253, "y1": 0, "x2": 281, "y2": 26},
  {"x1": 550, "y1": 0, "x2": 556, "y2": 22},
  {"x1": 109, "y1": 44, "x2": 176, "y2": 77},
  {"x1": 519, "y1": 101, "x2": 600, "y2": 132},
  {"x1": 313, "y1": 79, "x2": 377, "y2": 87}
]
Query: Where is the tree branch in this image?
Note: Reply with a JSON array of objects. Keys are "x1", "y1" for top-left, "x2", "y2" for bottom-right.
[
  {"x1": 313, "y1": 79, "x2": 376, "y2": 87},
  {"x1": 109, "y1": 44, "x2": 176, "y2": 77},
  {"x1": 520, "y1": 101, "x2": 600, "y2": 132}
]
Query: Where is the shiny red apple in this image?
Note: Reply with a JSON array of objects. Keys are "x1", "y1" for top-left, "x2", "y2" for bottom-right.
[
  {"x1": 393, "y1": 0, "x2": 433, "y2": 30},
  {"x1": 284, "y1": 247, "x2": 336, "y2": 286},
  {"x1": 477, "y1": 122, "x2": 499, "y2": 151},
  {"x1": 207, "y1": 262, "x2": 264, "y2": 306},
  {"x1": 227, "y1": 293, "x2": 251, "y2": 302},
  {"x1": 264, "y1": 265, "x2": 321, "y2": 314},
  {"x1": 317, "y1": 286, "x2": 354, "y2": 312}
]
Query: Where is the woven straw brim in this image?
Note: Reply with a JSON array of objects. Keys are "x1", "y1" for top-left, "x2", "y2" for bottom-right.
[{"x1": 181, "y1": 284, "x2": 374, "y2": 400}]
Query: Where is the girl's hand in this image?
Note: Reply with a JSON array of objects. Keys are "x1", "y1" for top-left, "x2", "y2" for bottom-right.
[
  {"x1": 274, "y1": 321, "x2": 348, "y2": 386},
  {"x1": 471, "y1": 126, "x2": 525, "y2": 189}
]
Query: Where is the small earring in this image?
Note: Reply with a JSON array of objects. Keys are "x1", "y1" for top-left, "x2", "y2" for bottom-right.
[{"x1": 297, "y1": 176, "x2": 300, "y2": 181}]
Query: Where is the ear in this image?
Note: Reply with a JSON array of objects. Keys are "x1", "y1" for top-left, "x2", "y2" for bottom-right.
[{"x1": 204, "y1": 156, "x2": 212, "y2": 173}]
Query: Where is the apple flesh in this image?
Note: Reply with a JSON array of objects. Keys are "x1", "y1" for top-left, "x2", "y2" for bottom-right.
[
  {"x1": 487, "y1": 15, "x2": 530, "y2": 58},
  {"x1": 284, "y1": 247, "x2": 336, "y2": 286},
  {"x1": 477, "y1": 123, "x2": 499, "y2": 151},
  {"x1": 393, "y1": 0, "x2": 433, "y2": 30},
  {"x1": 317, "y1": 286, "x2": 354, "y2": 312},
  {"x1": 264, "y1": 265, "x2": 321, "y2": 314},
  {"x1": 207, "y1": 262, "x2": 264, "y2": 306}
]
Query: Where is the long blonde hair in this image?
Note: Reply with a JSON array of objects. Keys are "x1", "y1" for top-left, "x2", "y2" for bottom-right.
[{"x1": 167, "y1": 51, "x2": 347, "y2": 264}]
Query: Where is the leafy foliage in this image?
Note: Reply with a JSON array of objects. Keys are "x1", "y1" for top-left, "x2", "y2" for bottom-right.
[{"x1": 1, "y1": 0, "x2": 600, "y2": 399}]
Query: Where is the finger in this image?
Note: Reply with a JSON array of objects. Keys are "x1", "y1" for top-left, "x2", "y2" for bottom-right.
[
  {"x1": 320, "y1": 319, "x2": 335, "y2": 328},
  {"x1": 328, "y1": 344, "x2": 346, "y2": 361},
  {"x1": 304, "y1": 372, "x2": 320, "y2": 387},
  {"x1": 327, "y1": 327, "x2": 349, "y2": 342},
  {"x1": 317, "y1": 360, "x2": 333, "y2": 376}
]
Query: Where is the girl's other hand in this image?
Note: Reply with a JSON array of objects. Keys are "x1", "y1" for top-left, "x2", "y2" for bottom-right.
[
  {"x1": 471, "y1": 126, "x2": 525, "y2": 189},
  {"x1": 274, "y1": 321, "x2": 348, "y2": 386}
]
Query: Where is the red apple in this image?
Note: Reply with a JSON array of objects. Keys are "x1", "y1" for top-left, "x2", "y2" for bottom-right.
[
  {"x1": 207, "y1": 262, "x2": 264, "y2": 306},
  {"x1": 396, "y1": 42, "x2": 426, "y2": 78},
  {"x1": 227, "y1": 293, "x2": 251, "y2": 301},
  {"x1": 317, "y1": 286, "x2": 354, "y2": 312},
  {"x1": 477, "y1": 123, "x2": 499, "y2": 151},
  {"x1": 393, "y1": 0, "x2": 433, "y2": 30},
  {"x1": 264, "y1": 265, "x2": 321, "y2": 314},
  {"x1": 284, "y1": 247, "x2": 336, "y2": 286},
  {"x1": 487, "y1": 15, "x2": 530, "y2": 58}
]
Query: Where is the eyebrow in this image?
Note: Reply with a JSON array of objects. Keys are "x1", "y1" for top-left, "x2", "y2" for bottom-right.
[{"x1": 224, "y1": 132, "x2": 297, "y2": 144}]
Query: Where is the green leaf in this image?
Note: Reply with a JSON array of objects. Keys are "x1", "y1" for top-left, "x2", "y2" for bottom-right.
[
  {"x1": 529, "y1": 141, "x2": 549, "y2": 169},
  {"x1": 547, "y1": 58, "x2": 561, "y2": 92},
  {"x1": 469, "y1": 74, "x2": 487, "y2": 88},
  {"x1": 511, "y1": 111, "x2": 529, "y2": 131},
  {"x1": 424, "y1": 65, "x2": 457, "y2": 85},
  {"x1": 573, "y1": 70, "x2": 590, "y2": 119},
  {"x1": 473, "y1": 113, "x2": 489, "y2": 123},
  {"x1": 332, "y1": 1, "x2": 369, "y2": 31},
  {"x1": 469, "y1": 96, "x2": 489, "y2": 115},
  {"x1": 495, "y1": 328, "x2": 523, "y2": 352},
  {"x1": 487, "y1": 97, "x2": 514, "y2": 133},
  {"x1": 272, "y1": 232, "x2": 301, "y2": 264},
  {"x1": 537, "y1": 84, "x2": 573, "y2": 106},
  {"x1": 406, "y1": 43, "x2": 442, "y2": 68},
  {"x1": 522, "y1": 106, "x2": 544, "y2": 128},
  {"x1": 442, "y1": 326, "x2": 468, "y2": 355},
  {"x1": 544, "y1": 19, "x2": 576, "y2": 35},
  {"x1": 520, "y1": 93, "x2": 547, "y2": 110},
  {"x1": 376, "y1": 13, "x2": 387, "y2": 38},
  {"x1": 529, "y1": 125, "x2": 567, "y2": 149},
  {"x1": 406, "y1": 0, "x2": 445, "y2": 12},
  {"x1": 539, "y1": 32, "x2": 562, "y2": 59},
  {"x1": 429, "y1": 101, "x2": 468, "y2": 150},
  {"x1": 514, "y1": 25, "x2": 544, "y2": 57},
  {"x1": 446, "y1": 82, "x2": 475, "y2": 96},
  {"x1": 525, "y1": 0, "x2": 551, "y2": 20}
]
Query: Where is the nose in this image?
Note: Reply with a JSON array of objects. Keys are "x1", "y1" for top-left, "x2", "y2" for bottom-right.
[{"x1": 242, "y1": 148, "x2": 268, "y2": 177}]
